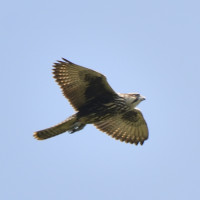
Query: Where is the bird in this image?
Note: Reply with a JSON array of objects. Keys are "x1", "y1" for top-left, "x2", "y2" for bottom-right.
[{"x1": 34, "y1": 58, "x2": 148, "y2": 145}]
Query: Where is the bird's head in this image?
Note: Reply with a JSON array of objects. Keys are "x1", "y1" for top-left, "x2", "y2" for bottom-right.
[{"x1": 118, "y1": 93, "x2": 146, "y2": 109}]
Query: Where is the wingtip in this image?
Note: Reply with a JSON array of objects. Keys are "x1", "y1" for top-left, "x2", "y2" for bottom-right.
[
  {"x1": 53, "y1": 58, "x2": 74, "y2": 66},
  {"x1": 61, "y1": 58, "x2": 73, "y2": 63}
]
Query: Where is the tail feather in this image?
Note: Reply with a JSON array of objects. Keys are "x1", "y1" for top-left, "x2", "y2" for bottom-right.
[{"x1": 34, "y1": 114, "x2": 83, "y2": 140}]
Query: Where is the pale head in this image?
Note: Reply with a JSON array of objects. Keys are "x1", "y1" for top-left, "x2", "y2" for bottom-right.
[{"x1": 118, "y1": 93, "x2": 146, "y2": 109}]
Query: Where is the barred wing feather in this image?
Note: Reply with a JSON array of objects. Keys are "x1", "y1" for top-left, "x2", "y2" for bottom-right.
[{"x1": 94, "y1": 109, "x2": 148, "y2": 145}]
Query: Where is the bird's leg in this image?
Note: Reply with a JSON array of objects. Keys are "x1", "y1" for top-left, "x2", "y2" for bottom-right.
[{"x1": 69, "y1": 122, "x2": 86, "y2": 134}]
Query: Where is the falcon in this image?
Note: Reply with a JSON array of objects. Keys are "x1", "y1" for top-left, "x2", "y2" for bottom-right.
[{"x1": 34, "y1": 58, "x2": 148, "y2": 145}]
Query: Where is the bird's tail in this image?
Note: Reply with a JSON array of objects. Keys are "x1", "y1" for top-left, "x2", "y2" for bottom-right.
[{"x1": 33, "y1": 114, "x2": 85, "y2": 140}]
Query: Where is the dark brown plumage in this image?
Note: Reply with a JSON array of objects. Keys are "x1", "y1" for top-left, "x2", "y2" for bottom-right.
[{"x1": 34, "y1": 58, "x2": 148, "y2": 145}]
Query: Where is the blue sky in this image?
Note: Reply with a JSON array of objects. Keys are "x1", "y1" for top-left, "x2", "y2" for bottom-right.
[{"x1": 1, "y1": 0, "x2": 200, "y2": 199}]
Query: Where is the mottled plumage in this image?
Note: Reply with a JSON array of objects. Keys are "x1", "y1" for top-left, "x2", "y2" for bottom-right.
[{"x1": 34, "y1": 58, "x2": 148, "y2": 145}]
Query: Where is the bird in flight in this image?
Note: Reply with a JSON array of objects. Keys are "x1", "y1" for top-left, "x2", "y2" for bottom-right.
[{"x1": 34, "y1": 58, "x2": 148, "y2": 145}]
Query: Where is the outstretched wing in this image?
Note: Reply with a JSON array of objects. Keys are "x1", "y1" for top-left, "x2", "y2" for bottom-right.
[
  {"x1": 53, "y1": 58, "x2": 117, "y2": 111},
  {"x1": 94, "y1": 109, "x2": 148, "y2": 145}
]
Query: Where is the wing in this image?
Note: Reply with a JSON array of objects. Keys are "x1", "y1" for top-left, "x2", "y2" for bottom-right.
[
  {"x1": 53, "y1": 58, "x2": 117, "y2": 111},
  {"x1": 94, "y1": 109, "x2": 148, "y2": 145}
]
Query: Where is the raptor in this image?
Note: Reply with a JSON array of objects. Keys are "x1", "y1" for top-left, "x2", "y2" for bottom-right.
[{"x1": 34, "y1": 58, "x2": 148, "y2": 145}]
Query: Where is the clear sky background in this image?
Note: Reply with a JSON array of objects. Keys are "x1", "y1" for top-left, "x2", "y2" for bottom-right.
[{"x1": 1, "y1": 0, "x2": 200, "y2": 199}]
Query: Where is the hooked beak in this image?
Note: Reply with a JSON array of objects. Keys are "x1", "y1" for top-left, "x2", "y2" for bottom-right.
[{"x1": 140, "y1": 95, "x2": 146, "y2": 101}]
